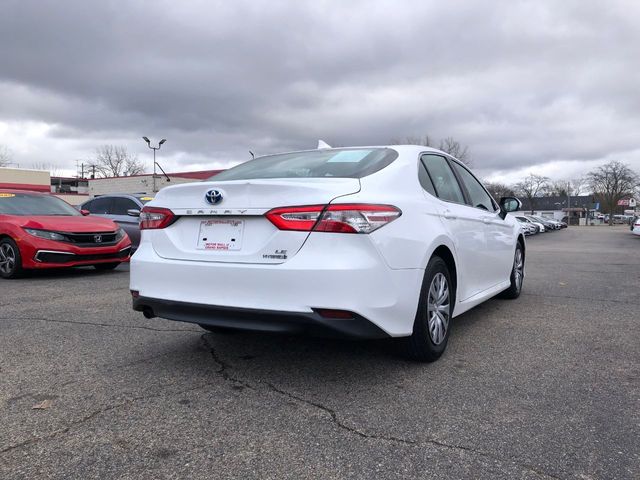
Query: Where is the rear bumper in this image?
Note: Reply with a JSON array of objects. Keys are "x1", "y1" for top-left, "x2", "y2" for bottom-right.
[
  {"x1": 130, "y1": 233, "x2": 424, "y2": 337},
  {"x1": 133, "y1": 296, "x2": 390, "y2": 339}
]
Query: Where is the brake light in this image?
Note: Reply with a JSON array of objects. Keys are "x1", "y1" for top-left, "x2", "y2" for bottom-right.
[
  {"x1": 139, "y1": 207, "x2": 176, "y2": 230},
  {"x1": 266, "y1": 204, "x2": 401, "y2": 234},
  {"x1": 265, "y1": 205, "x2": 325, "y2": 231}
]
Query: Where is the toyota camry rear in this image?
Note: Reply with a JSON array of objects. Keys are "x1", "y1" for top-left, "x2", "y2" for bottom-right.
[{"x1": 131, "y1": 146, "x2": 525, "y2": 361}]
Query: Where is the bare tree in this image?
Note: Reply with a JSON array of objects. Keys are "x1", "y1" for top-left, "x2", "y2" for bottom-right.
[
  {"x1": 30, "y1": 162, "x2": 61, "y2": 177},
  {"x1": 484, "y1": 181, "x2": 515, "y2": 201},
  {"x1": 438, "y1": 137, "x2": 470, "y2": 165},
  {"x1": 0, "y1": 145, "x2": 12, "y2": 167},
  {"x1": 88, "y1": 145, "x2": 145, "y2": 178},
  {"x1": 587, "y1": 160, "x2": 639, "y2": 225},
  {"x1": 545, "y1": 180, "x2": 569, "y2": 197},
  {"x1": 544, "y1": 177, "x2": 587, "y2": 198},
  {"x1": 568, "y1": 177, "x2": 587, "y2": 196},
  {"x1": 390, "y1": 134, "x2": 434, "y2": 148},
  {"x1": 514, "y1": 174, "x2": 550, "y2": 214},
  {"x1": 390, "y1": 134, "x2": 471, "y2": 166}
]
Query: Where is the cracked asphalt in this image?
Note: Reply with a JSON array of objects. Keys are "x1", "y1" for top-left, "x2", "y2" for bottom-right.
[{"x1": 1, "y1": 226, "x2": 639, "y2": 479}]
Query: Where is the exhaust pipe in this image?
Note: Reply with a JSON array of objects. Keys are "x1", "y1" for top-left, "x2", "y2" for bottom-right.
[{"x1": 142, "y1": 307, "x2": 156, "y2": 319}]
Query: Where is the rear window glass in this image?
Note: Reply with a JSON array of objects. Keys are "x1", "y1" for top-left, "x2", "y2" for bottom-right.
[
  {"x1": 210, "y1": 148, "x2": 398, "y2": 181},
  {"x1": 0, "y1": 193, "x2": 81, "y2": 216}
]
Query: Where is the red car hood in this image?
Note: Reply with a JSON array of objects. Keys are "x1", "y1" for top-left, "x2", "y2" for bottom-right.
[{"x1": 13, "y1": 215, "x2": 120, "y2": 233}]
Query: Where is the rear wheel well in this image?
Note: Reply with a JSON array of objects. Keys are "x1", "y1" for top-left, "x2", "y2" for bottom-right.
[
  {"x1": 431, "y1": 245, "x2": 457, "y2": 297},
  {"x1": 517, "y1": 234, "x2": 525, "y2": 259}
]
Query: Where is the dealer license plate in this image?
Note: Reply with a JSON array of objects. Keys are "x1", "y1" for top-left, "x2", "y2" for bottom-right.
[{"x1": 196, "y1": 219, "x2": 244, "y2": 251}]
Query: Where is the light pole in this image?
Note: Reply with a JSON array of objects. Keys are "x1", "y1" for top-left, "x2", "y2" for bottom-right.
[
  {"x1": 142, "y1": 137, "x2": 166, "y2": 193},
  {"x1": 566, "y1": 181, "x2": 571, "y2": 227}
]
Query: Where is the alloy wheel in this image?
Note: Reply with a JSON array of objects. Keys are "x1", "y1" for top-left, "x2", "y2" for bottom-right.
[
  {"x1": 514, "y1": 248, "x2": 524, "y2": 291},
  {"x1": 427, "y1": 272, "x2": 450, "y2": 345},
  {"x1": 0, "y1": 243, "x2": 16, "y2": 275}
]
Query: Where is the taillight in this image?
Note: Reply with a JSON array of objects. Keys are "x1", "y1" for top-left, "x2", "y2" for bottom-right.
[
  {"x1": 265, "y1": 205, "x2": 325, "y2": 231},
  {"x1": 139, "y1": 207, "x2": 176, "y2": 230},
  {"x1": 266, "y1": 204, "x2": 401, "y2": 234}
]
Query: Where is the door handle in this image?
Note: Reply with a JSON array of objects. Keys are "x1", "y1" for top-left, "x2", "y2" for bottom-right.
[
  {"x1": 482, "y1": 217, "x2": 491, "y2": 224},
  {"x1": 443, "y1": 210, "x2": 457, "y2": 220}
]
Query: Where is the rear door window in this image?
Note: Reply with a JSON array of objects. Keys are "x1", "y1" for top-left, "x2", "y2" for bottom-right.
[
  {"x1": 421, "y1": 154, "x2": 465, "y2": 203},
  {"x1": 450, "y1": 162, "x2": 496, "y2": 211},
  {"x1": 418, "y1": 161, "x2": 436, "y2": 196},
  {"x1": 111, "y1": 198, "x2": 139, "y2": 215},
  {"x1": 87, "y1": 197, "x2": 112, "y2": 214}
]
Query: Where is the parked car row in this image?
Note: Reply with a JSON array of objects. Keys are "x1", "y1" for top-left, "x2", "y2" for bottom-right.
[
  {"x1": 597, "y1": 214, "x2": 637, "y2": 225},
  {"x1": 514, "y1": 214, "x2": 567, "y2": 236}
]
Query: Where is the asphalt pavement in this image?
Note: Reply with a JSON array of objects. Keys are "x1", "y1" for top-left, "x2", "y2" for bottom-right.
[{"x1": 1, "y1": 226, "x2": 638, "y2": 479}]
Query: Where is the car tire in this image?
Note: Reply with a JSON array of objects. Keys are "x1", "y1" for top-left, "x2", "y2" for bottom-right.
[
  {"x1": 498, "y1": 242, "x2": 525, "y2": 299},
  {"x1": 0, "y1": 238, "x2": 23, "y2": 279},
  {"x1": 402, "y1": 256, "x2": 453, "y2": 362},
  {"x1": 93, "y1": 262, "x2": 120, "y2": 271},
  {"x1": 199, "y1": 324, "x2": 240, "y2": 334}
]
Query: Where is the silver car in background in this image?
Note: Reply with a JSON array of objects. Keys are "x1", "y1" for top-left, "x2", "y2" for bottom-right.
[{"x1": 79, "y1": 194, "x2": 154, "y2": 250}]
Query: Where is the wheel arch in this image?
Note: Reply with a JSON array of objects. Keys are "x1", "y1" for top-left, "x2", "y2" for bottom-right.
[
  {"x1": 429, "y1": 244, "x2": 458, "y2": 304},
  {"x1": 517, "y1": 233, "x2": 526, "y2": 258}
]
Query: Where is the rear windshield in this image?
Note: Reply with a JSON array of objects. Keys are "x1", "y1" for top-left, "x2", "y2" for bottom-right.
[
  {"x1": 210, "y1": 148, "x2": 398, "y2": 181},
  {"x1": 0, "y1": 193, "x2": 81, "y2": 216}
]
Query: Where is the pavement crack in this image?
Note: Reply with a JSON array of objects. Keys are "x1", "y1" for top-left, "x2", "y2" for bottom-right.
[
  {"x1": 0, "y1": 316, "x2": 200, "y2": 333},
  {"x1": 0, "y1": 381, "x2": 215, "y2": 456},
  {"x1": 203, "y1": 334, "x2": 255, "y2": 391},
  {"x1": 266, "y1": 381, "x2": 415, "y2": 444},
  {"x1": 201, "y1": 335, "x2": 563, "y2": 480}
]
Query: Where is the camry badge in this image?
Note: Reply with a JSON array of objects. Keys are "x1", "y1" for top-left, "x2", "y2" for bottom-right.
[{"x1": 205, "y1": 189, "x2": 223, "y2": 205}]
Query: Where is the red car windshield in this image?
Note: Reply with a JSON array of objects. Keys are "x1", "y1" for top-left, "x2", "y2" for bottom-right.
[{"x1": 0, "y1": 193, "x2": 81, "y2": 216}]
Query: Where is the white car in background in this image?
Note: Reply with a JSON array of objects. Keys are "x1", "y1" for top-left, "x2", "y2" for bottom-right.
[
  {"x1": 131, "y1": 145, "x2": 525, "y2": 362},
  {"x1": 632, "y1": 216, "x2": 640, "y2": 236},
  {"x1": 516, "y1": 215, "x2": 545, "y2": 233}
]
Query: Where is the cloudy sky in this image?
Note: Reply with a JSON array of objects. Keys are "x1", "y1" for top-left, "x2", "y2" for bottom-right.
[{"x1": 1, "y1": 0, "x2": 639, "y2": 183}]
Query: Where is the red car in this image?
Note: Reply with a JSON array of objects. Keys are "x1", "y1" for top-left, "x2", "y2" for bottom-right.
[{"x1": 0, "y1": 190, "x2": 132, "y2": 279}]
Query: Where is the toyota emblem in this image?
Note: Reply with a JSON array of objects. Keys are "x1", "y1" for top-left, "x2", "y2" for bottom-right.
[{"x1": 205, "y1": 189, "x2": 223, "y2": 205}]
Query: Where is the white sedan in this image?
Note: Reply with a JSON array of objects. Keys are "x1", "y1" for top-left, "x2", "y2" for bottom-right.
[{"x1": 131, "y1": 145, "x2": 525, "y2": 361}]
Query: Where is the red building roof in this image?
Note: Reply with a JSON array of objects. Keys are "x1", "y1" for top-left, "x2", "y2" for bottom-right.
[
  {"x1": 168, "y1": 170, "x2": 223, "y2": 180},
  {"x1": 88, "y1": 169, "x2": 223, "y2": 181}
]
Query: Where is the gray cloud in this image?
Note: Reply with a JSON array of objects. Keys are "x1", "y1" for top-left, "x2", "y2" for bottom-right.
[{"x1": 1, "y1": 0, "x2": 639, "y2": 179}]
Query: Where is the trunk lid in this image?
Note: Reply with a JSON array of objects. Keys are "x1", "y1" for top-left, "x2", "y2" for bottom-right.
[{"x1": 149, "y1": 178, "x2": 360, "y2": 264}]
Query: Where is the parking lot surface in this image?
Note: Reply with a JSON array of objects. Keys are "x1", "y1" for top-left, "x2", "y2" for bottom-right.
[{"x1": 1, "y1": 226, "x2": 638, "y2": 479}]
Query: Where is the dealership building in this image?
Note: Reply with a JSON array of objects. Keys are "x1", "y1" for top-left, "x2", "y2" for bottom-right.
[
  {"x1": 88, "y1": 170, "x2": 221, "y2": 196},
  {"x1": 1, "y1": 167, "x2": 221, "y2": 205}
]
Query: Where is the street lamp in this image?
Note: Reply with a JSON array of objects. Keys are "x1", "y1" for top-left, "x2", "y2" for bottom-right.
[{"x1": 142, "y1": 137, "x2": 168, "y2": 193}]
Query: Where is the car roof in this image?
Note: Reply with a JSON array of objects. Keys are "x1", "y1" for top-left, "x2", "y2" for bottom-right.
[
  {"x1": 253, "y1": 145, "x2": 460, "y2": 165},
  {"x1": 93, "y1": 193, "x2": 147, "y2": 198}
]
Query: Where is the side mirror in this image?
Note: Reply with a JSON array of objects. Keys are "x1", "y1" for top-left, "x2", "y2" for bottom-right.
[
  {"x1": 499, "y1": 196, "x2": 522, "y2": 219},
  {"x1": 127, "y1": 209, "x2": 141, "y2": 217},
  {"x1": 80, "y1": 209, "x2": 90, "y2": 216}
]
